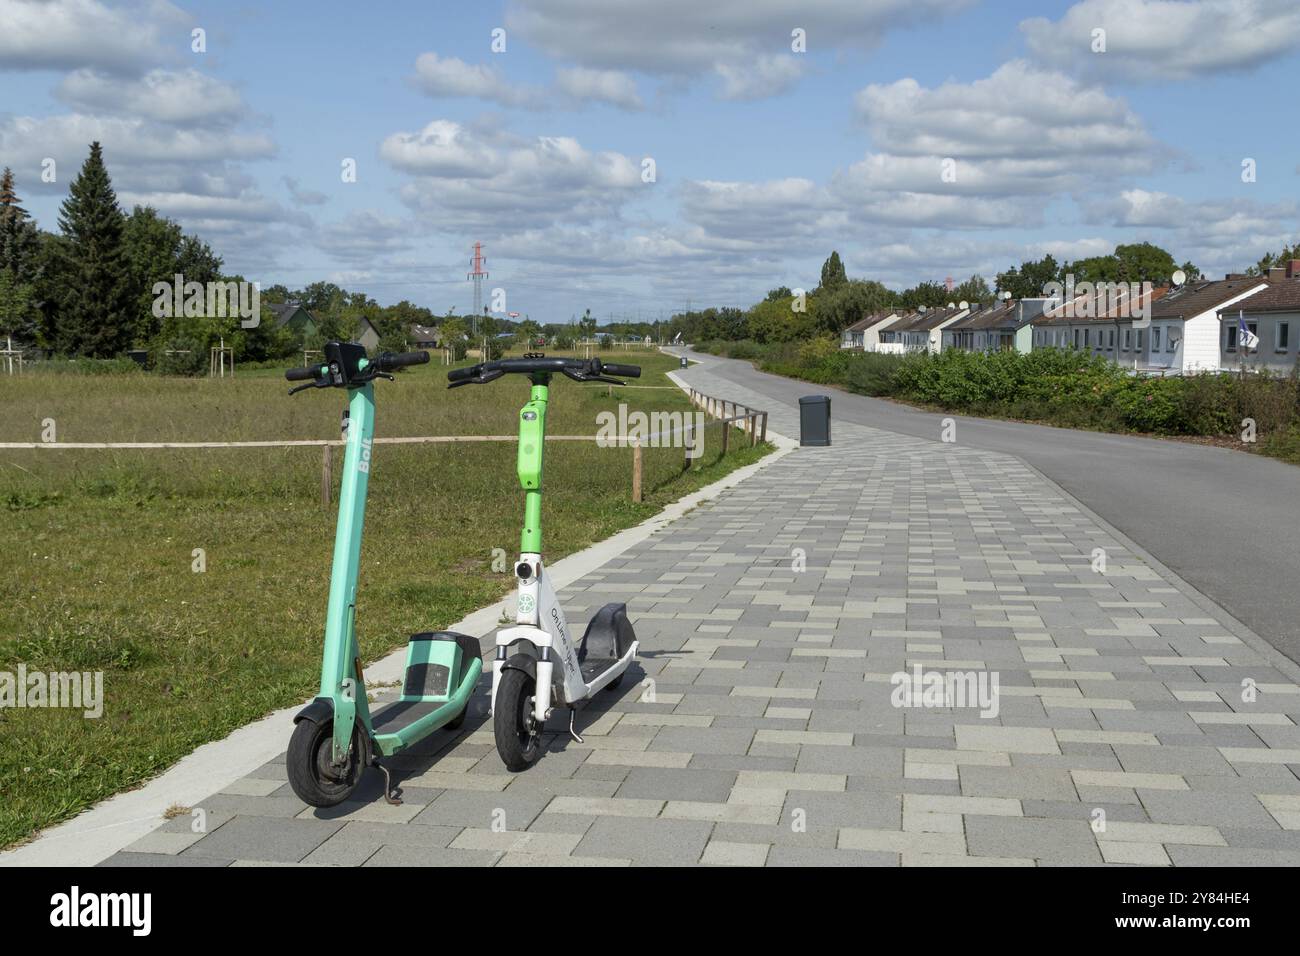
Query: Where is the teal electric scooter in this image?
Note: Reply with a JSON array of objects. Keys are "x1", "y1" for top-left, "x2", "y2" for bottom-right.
[{"x1": 284, "y1": 342, "x2": 482, "y2": 807}]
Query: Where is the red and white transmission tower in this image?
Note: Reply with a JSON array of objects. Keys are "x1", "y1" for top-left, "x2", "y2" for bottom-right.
[{"x1": 467, "y1": 241, "x2": 488, "y2": 334}]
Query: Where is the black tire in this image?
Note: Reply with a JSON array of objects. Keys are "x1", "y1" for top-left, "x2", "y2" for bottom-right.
[
  {"x1": 286, "y1": 717, "x2": 364, "y2": 808},
  {"x1": 605, "y1": 670, "x2": 625, "y2": 691},
  {"x1": 494, "y1": 668, "x2": 542, "y2": 772},
  {"x1": 445, "y1": 700, "x2": 467, "y2": 730}
]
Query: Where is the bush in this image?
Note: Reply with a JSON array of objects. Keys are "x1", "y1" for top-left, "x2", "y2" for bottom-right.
[
  {"x1": 155, "y1": 336, "x2": 207, "y2": 376},
  {"x1": 842, "y1": 352, "x2": 904, "y2": 396}
]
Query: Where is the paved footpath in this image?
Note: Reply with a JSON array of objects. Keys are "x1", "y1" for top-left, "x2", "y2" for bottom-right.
[{"x1": 103, "y1": 359, "x2": 1300, "y2": 866}]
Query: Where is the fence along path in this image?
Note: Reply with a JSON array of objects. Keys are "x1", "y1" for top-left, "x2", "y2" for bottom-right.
[{"x1": 1, "y1": 388, "x2": 768, "y2": 504}]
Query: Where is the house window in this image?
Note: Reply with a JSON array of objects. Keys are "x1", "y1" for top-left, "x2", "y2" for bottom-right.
[
  {"x1": 1108, "y1": 330, "x2": 1115, "y2": 348},
  {"x1": 1277, "y1": 322, "x2": 1290, "y2": 352},
  {"x1": 1123, "y1": 329, "x2": 1132, "y2": 350},
  {"x1": 1152, "y1": 328, "x2": 1161, "y2": 352},
  {"x1": 1226, "y1": 324, "x2": 1237, "y2": 352},
  {"x1": 1167, "y1": 329, "x2": 1176, "y2": 353},
  {"x1": 1136, "y1": 330, "x2": 1144, "y2": 351}
]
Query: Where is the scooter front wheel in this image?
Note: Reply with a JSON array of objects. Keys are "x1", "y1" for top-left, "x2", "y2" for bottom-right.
[
  {"x1": 494, "y1": 668, "x2": 542, "y2": 771},
  {"x1": 287, "y1": 716, "x2": 364, "y2": 807}
]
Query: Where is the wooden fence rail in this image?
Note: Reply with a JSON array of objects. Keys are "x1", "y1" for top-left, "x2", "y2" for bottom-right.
[{"x1": 2, "y1": 410, "x2": 769, "y2": 506}]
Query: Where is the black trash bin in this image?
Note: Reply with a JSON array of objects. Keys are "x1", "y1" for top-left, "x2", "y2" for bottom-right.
[
  {"x1": 799, "y1": 395, "x2": 831, "y2": 446},
  {"x1": 679, "y1": 356, "x2": 688, "y2": 369}
]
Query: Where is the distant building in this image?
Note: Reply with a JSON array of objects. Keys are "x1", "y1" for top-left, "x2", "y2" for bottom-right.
[
  {"x1": 1218, "y1": 262, "x2": 1300, "y2": 374},
  {"x1": 409, "y1": 324, "x2": 441, "y2": 348}
]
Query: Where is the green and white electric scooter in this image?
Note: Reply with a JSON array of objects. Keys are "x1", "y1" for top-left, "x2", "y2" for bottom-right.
[
  {"x1": 448, "y1": 354, "x2": 641, "y2": 770},
  {"x1": 285, "y1": 342, "x2": 482, "y2": 807}
]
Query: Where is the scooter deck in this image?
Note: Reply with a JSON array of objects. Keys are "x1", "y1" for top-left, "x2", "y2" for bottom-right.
[
  {"x1": 371, "y1": 699, "x2": 446, "y2": 734},
  {"x1": 579, "y1": 658, "x2": 618, "y2": 682}
]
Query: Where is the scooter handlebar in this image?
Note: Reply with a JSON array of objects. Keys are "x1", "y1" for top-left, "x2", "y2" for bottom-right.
[
  {"x1": 447, "y1": 356, "x2": 640, "y2": 385},
  {"x1": 599, "y1": 363, "x2": 641, "y2": 378},
  {"x1": 285, "y1": 364, "x2": 324, "y2": 382},
  {"x1": 375, "y1": 350, "x2": 429, "y2": 372}
]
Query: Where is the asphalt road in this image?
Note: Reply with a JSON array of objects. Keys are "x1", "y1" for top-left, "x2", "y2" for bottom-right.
[{"x1": 677, "y1": 348, "x2": 1300, "y2": 666}]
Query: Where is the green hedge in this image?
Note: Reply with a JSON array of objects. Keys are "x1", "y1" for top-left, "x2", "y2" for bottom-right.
[{"x1": 700, "y1": 339, "x2": 1300, "y2": 452}]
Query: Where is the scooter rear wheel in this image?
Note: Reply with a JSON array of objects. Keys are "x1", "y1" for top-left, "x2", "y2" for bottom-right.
[
  {"x1": 494, "y1": 668, "x2": 542, "y2": 771},
  {"x1": 287, "y1": 717, "x2": 364, "y2": 807}
]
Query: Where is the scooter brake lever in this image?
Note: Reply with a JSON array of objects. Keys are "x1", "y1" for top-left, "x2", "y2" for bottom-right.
[{"x1": 288, "y1": 382, "x2": 315, "y2": 395}]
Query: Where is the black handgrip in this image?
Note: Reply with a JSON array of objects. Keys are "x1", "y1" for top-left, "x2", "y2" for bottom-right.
[
  {"x1": 376, "y1": 350, "x2": 429, "y2": 372},
  {"x1": 285, "y1": 364, "x2": 322, "y2": 382},
  {"x1": 447, "y1": 364, "x2": 479, "y2": 382},
  {"x1": 600, "y1": 363, "x2": 641, "y2": 378}
]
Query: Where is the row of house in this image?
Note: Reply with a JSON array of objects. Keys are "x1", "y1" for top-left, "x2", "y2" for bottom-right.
[{"x1": 840, "y1": 261, "x2": 1300, "y2": 374}]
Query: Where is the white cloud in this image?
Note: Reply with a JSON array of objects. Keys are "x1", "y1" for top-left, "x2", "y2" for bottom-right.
[
  {"x1": 508, "y1": 0, "x2": 974, "y2": 98},
  {"x1": 55, "y1": 68, "x2": 246, "y2": 124},
  {"x1": 316, "y1": 210, "x2": 416, "y2": 261},
  {"x1": 282, "y1": 175, "x2": 329, "y2": 207},
  {"x1": 1084, "y1": 188, "x2": 1299, "y2": 232},
  {"x1": 409, "y1": 52, "x2": 543, "y2": 108},
  {"x1": 554, "y1": 67, "x2": 644, "y2": 110},
  {"x1": 382, "y1": 120, "x2": 644, "y2": 231},
  {"x1": 1022, "y1": 0, "x2": 1300, "y2": 82},
  {"x1": 0, "y1": 114, "x2": 275, "y2": 175},
  {"x1": 0, "y1": 0, "x2": 176, "y2": 73},
  {"x1": 853, "y1": 61, "x2": 1154, "y2": 171},
  {"x1": 715, "y1": 55, "x2": 804, "y2": 101}
]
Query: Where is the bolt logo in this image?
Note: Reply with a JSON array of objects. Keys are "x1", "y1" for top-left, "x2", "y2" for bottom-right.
[
  {"x1": 517, "y1": 593, "x2": 535, "y2": 615},
  {"x1": 357, "y1": 437, "x2": 373, "y2": 473}
]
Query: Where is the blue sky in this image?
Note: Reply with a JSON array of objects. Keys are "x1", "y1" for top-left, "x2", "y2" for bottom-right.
[{"x1": 2, "y1": 0, "x2": 1298, "y2": 323}]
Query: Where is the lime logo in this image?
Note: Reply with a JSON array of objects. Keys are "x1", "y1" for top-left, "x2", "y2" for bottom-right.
[{"x1": 517, "y1": 594, "x2": 535, "y2": 614}]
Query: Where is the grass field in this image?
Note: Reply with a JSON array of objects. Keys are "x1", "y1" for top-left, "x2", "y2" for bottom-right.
[{"x1": 0, "y1": 349, "x2": 770, "y2": 849}]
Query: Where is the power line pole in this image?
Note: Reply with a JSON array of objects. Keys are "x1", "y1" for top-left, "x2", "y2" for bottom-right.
[{"x1": 467, "y1": 241, "x2": 488, "y2": 336}]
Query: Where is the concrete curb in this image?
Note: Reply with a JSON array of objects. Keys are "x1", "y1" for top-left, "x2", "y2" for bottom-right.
[{"x1": 0, "y1": 381, "x2": 793, "y2": 867}]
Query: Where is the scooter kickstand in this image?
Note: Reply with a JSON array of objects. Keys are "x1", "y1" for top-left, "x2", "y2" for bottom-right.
[
  {"x1": 375, "y1": 760, "x2": 402, "y2": 805},
  {"x1": 567, "y1": 708, "x2": 584, "y2": 745}
]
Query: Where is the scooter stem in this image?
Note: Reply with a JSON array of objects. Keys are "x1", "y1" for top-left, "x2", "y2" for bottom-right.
[{"x1": 320, "y1": 382, "x2": 377, "y2": 762}]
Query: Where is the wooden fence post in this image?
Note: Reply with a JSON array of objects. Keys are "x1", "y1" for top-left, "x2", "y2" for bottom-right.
[
  {"x1": 683, "y1": 425, "x2": 692, "y2": 471},
  {"x1": 761, "y1": 413, "x2": 768, "y2": 444},
  {"x1": 632, "y1": 441, "x2": 643, "y2": 503},
  {"x1": 750, "y1": 414, "x2": 758, "y2": 447},
  {"x1": 321, "y1": 444, "x2": 332, "y2": 507},
  {"x1": 721, "y1": 419, "x2": 729, "y2": 455}
]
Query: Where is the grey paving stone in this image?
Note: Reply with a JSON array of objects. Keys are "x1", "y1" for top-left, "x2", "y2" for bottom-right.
[
  {"x1": 1137, "y1": 791, "x2": 1278, "y2": 829},
  {"x1": 412, "y1": 786, "x2": 554, "y2": 830},
  {"x1": 615, "y1": 767, "x2": 737, "y2": 802},
  {"x1": 183, "y1": 815, "x2": 342, "y2": 863},
  {"x1": 573, "y1": 817, "x2": 712, "y2": 866},
  {"x1": 767, "y1": 845, "x2": 898, "y2": 867},
  {"x1": 965, "y1": 817, "x2": 1104, "y2": 865}
]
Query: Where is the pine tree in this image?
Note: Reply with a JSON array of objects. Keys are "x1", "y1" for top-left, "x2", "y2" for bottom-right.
[
  {"x1": 0, "y1": 167, "x2": 42, "y2": 343},
  {"x1": 0, "y1": 167, "x2": 40, "y2": 278},
  {"x1": 56, "y1": 142, "x2": 133, "y2": 357}
]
